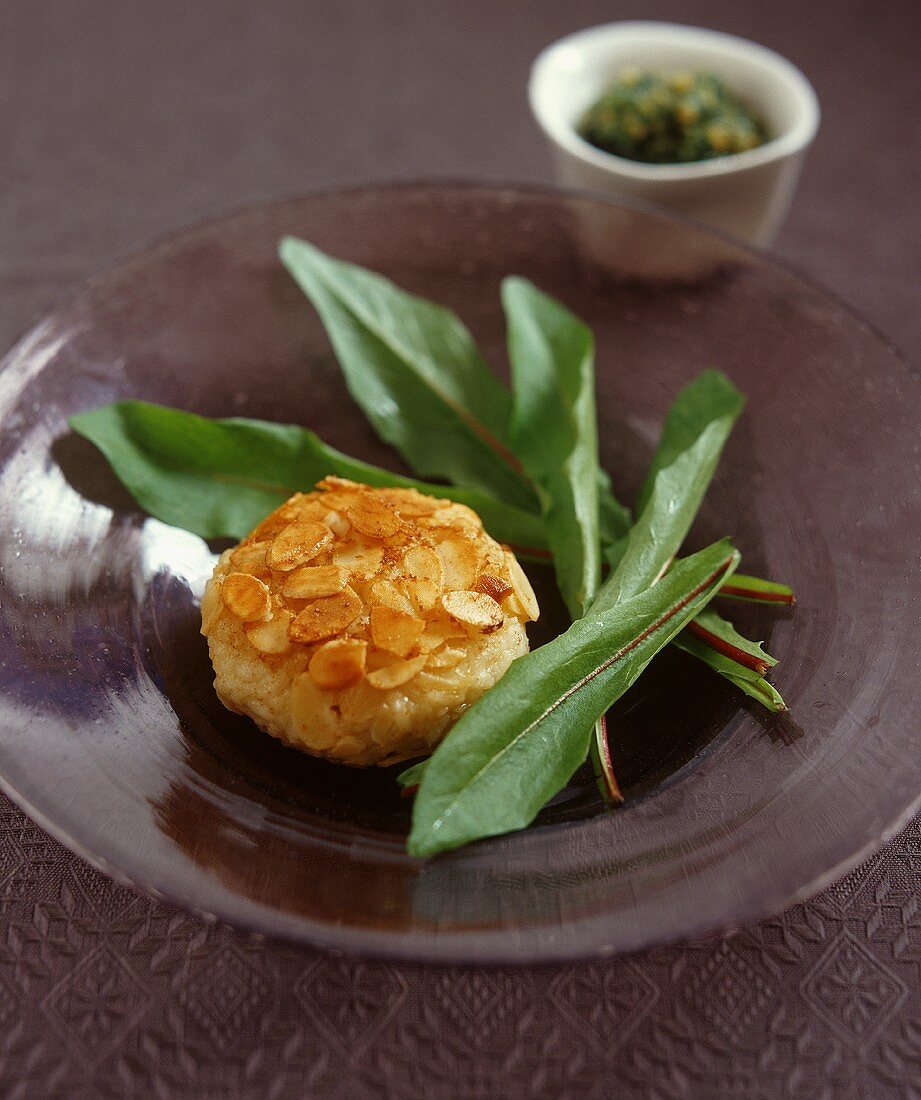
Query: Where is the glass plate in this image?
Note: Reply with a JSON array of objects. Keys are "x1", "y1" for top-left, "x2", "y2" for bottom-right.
[{"x1": 1, "y1": 183, "x2": 919, "y2": 962}]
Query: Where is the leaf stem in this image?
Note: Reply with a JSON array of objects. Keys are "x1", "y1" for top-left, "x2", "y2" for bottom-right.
[
  {"x1": 685, "y1": 619, "x2": 770, "y2": 674},
  {"x1": 719, "y1": 583, "x2": 796, "y2": 605},
  {"x1": 591, "y1": 715, "x2": 624, "y2": 805}
]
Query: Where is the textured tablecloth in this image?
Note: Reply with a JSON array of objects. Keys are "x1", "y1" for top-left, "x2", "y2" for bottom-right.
[{"x1": 1, "y1": 1, "x2": 919, "y2": 1096}]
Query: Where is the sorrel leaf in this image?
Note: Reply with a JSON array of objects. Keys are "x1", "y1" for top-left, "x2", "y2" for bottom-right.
[
  {"x1": 595, "y1": 418, "x2": 739, "y2": 611},
  {"x1": 635, "y1": 368, "x2": 745, "y2": 515},
  {"x1": 69, "y1": 401, "x2": 547, "y2": 547},
  {"x1": 502, "y1": 276, "x2": 601, "y2": 616},
  {"x1": 279, "y1": 237, "x2": 538, "y2": 511},
  {"x1": 719, "y1": 573, "x2": 796, "y2": 605},
  {"x1": 408, "y1": 540, "x2": 738, "y2": 857},
  {"x1": 688, "y1": 607, "x2": 777, "y2": 671},
  {"x1": 502, "y1": 277, "x2": 624, "y2": 800},
  {"x1": 673, "y1": 634, "x2": 786, "y2": 712}
]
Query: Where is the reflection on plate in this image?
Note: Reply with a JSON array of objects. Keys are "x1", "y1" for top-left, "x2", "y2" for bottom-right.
[{"x1": 0, "y1": 183, "x2": 919, "y2": 962}]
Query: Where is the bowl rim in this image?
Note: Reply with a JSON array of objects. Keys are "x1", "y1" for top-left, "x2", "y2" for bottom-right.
[{"x1": 529, "y1": 20, "x2": 821, "y2": 182}]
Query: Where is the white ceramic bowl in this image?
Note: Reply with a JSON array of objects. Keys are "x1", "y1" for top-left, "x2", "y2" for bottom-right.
[{"x1": 529, "y1": 21, "x2": 820, "y2": 247}]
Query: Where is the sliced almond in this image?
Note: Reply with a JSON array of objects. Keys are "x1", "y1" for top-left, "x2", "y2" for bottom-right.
[
  {"x1": 369, "y1": 578, "x2": 416, "y2": 616},
  {"x1": 402, "y1": 545, "x2": 443, "y2": 586},
  {"x1": 366, "y1": 645, "x2": 397, "y2": 672},
  {"x1": 399, "y1": 575, "x2": 441, "y2": 614},
  {"x1": 267, "y1": 521, "x2": 333, "y2": 571},
  {"x1": 426, "y1": 646, "x2": 465, "y2": 669},
  {"x1": 283, "y1": 564, "x2": 350, "y2": 600},
  {"x1": 419, "y1": 619, "x2": 468, "y2": 650},
  {"x1": 441, "y1": 590, "x2": 504, "y2": 633},
  {"x1": 434, "y1": 537, "x2": 482, "y2": 590},
  {"x1": 370, "y1": 605, "x2": 425, "y2": 658},
  {"x1": 230, "y1": 541, "x2": 272, "y2": 578},
  {"x1": 504, "y1": 552, "x2": 540, "y2": 621},
  {"x1": 332, "y1": 542, "x2": 384, "y2": 580},
  {"x1": 246, "y1": 611, "x2": 293, "y2": 654},
  {"x1": 366, "y1": 655, "x2": 428, "y2": 691},
  {"x1": 308, "y1": 638, "x2": 367, "y2": 690},
  {"x1": 475, "y1": 572, "x2": 513, "y2": 602},
  {"x1": 322, "y1": 509, "x2": 351, "y2": 538},
  {"x1": 221, "y1": 573, "x2": 272, "y2": 621},
  {"x1": 377, "y1": 488, "x2": 442, "y2": 516},
  {"x1": 316, "y1": 475, "x2": 361, "y2": 493},
  {"x1": 423, "y1": 503, "x2": 482, "y2": 533},
  {"x1": 200, "y1": 580, "x2": 224, "y2": 634},
  {"x1": 347, "y1": 496, "x2": 402, "y2": 539},
  {"x1": 288, "y1": 586, "x2": 362, "y2": 644}
]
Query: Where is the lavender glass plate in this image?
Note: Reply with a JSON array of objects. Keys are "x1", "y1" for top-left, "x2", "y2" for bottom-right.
[{"x1": 0, "y1": 183, "x2": 919, "y2": 963}]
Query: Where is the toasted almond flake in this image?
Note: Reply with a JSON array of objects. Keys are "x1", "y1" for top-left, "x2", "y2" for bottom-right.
[
  {"x1": 442, "y1": 502, "x2": 482, "y2": 527},
  {"x1": 434, "y1": 537, "x2": 482, "y2": 590},
  {"x1": 426, "y1": 646, "x2": 465, "y2": 669},
  {"x1": 377, "y1": 488, "x2": 442, "y2": 516},
  {"x1": 221, "y1": 573, "x2": 272, "y2": 621},
  {"x1": 402, "y1": 544, "x2": 443, "y2": 586},
  {"x1": 504, "y1": 591, "x2": 526, "y2": 619},
  {"x1": 366, "y1": 655, "x2": 428, "y2": 690},
  {"x1": 416, "y1": 633, "x2": 446, "y2": 654},
  {"x1": 347, "y1": 495, "x2": 402, "y2": 539},
  {"x1": 366, "y1": 645, "x2": 397, "y2": 671},
  {"x1": 282, "y1": 564, "x2": 350, "y2": 600},
  {"x1": 370, "y1": 605, "x2": 425, "y2": 658},
  {"x1": 370, "y1": 578, "x2": 415, "y2": 615},
  {"x1": 323, "y1": 509, "x2": 351, "y2": 537},
  {"x1": 200, "y1": 580, "x2": 224, "y2": 633},
  {"x1": 475, "y1": 572, "x2": 513, "y2": 602},
  {"x1": 230, "y1": 541, "x2": 272, "y2": 577},
  {"x1": 288, "y1": 586, "x2": 362, "y2": 644},
  {"x1": 422, "y1": 503, "x2": 483, "y2": 532},
  {"x1": 505, "y1": 552, "x2": 540, "y2": 621},
  {"x1": 267, "y1": 521, "x2": 333, "y2": 571},
  {"x1": 317, "y1": 476, "x2": 361, "y2": 493},
  {"x1": 399, "y1": 575, "x2": 441, "y2": 614},
  {"x1": 332, "y1": 542, "x2": 384, "y2": 579},
  {"x1": 441, "y1": 590, "x2": 504, "y2": 632},
  {"x1": 245, "y1": 612, "x2": 294, "y2": 654},
  {"x1": 420, "y1": 618, "x2": 468, "y2": 648},
  {"x1": 308, "y1": 638, "x2": 367, "y2": 690}
]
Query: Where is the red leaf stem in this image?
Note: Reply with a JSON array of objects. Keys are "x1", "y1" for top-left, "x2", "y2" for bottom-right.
[{"x1": 686, "y1": 620, "x2": 770, "y2": 674}]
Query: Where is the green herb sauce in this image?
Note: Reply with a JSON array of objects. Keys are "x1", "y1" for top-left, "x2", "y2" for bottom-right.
[{"x1": 578, "y1": 69, "x2": 768, "y2": 164}]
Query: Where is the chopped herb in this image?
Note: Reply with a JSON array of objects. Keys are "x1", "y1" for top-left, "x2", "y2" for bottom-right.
[{"x1": 579, "y1": 69, "x2": 768, "y2": 164}]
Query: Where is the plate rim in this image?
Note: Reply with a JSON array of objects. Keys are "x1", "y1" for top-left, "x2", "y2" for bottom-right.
[{"x1": 1, "y1": 178, "x2": 919, "y2": 964}]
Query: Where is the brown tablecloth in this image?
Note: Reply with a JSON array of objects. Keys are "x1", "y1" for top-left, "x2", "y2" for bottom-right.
[{"x1": 1, "y1": 2, "x2": 919, "y2": 1096}]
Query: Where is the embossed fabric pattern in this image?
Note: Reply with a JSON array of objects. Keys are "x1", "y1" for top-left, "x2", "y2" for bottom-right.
[{"x1": 2, "y1": 798, "x2": 920, "y2": 1098}]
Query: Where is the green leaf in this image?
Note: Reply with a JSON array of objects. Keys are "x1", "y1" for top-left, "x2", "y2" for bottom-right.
[
  {"x1": 279, "y1": 237, "x2": 538, "y2": 511},
  {"x1": 719, "y1": 572, "x2": 796, "y2": 605},
  {"x1": 69, "y1": 401, "x2": 548, "y2": 547},
  {"x1": 595, "y1": 416, "x2": 740, "y2": 612},
  {"x1": 408, "y1": 540, "x2": 739, "y2": 857},
  {"x1": 501, "y1": 278, "x2": 620, "y2": 801},
  {"x1": 673, "y1": 634, "x2": 787, "y2": 712},
  {"x1": 690, "y1": 607, "x2": 777, "y2": 668},
  {"x1": 502, "y1": 276, "x2": 601, "y2": 617},
  {"x1": 589, "y1": 368, "x2": 783, "y2": 711},
  {"x1": 635, "y1": 369, "x2": 745, "y2": 515},
  {"x1": 397, "y1": 759, "x2": 428, "y2": 790},
  {"x1": 597, "y1": 467, "x2": 633, "y2": 546}
]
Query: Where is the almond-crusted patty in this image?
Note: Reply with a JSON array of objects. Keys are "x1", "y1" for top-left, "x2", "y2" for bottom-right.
[{"x1": 201, "y1": 478, "x2": 539, "y2": 766}]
